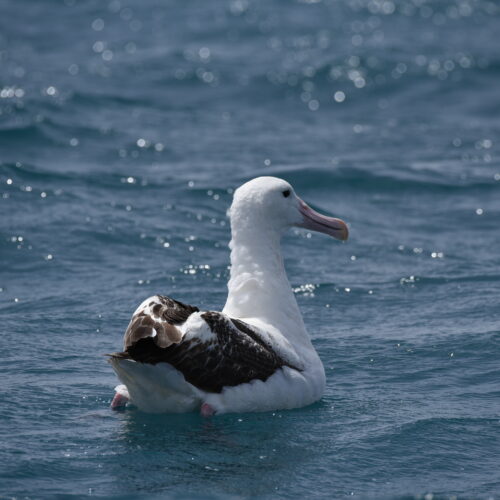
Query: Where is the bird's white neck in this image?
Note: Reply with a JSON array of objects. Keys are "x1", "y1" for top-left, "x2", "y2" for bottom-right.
[{"x1": 222, "y1": 228, "x2": 312, "y2": 348}]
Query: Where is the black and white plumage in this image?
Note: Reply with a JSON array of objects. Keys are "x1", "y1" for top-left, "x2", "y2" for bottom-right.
[
  {"x1": 108, "y1": 176, "x2": 348, "y2": 414},
  {"x1": 111, "y1": 295, "x2": 298, "y2": 394}
]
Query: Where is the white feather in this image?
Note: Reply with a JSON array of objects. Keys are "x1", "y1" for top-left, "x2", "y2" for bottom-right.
[{"x1": 110, "y1": 177, "x2": 334, "y2": 414}]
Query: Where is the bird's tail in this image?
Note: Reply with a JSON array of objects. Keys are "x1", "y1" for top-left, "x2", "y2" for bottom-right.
[{"x1": 107, "y1": 356, "x2": 200, "y2": 413}]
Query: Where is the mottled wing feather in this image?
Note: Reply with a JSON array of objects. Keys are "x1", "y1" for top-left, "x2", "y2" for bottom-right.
[
  {"x1": 115, "y1": 295, "x2": 298, "y2": 393},
  {"x1": 123, "y1": 295, "x2": 199, "y2": 351}
]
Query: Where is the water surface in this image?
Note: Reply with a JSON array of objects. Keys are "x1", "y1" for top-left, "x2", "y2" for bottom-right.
[{"x1": 1, "y1": 0, "x2": 500, "y2": 498}]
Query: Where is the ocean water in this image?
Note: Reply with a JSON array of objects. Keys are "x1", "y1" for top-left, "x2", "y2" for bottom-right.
[{"x1": 1, "y1": 0, "x2": 500, "y2": 498}]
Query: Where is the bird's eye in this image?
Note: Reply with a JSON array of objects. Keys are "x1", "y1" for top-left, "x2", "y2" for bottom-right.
[{"x1": 282, "y1": 189, "x2": 291, "y2": 198}]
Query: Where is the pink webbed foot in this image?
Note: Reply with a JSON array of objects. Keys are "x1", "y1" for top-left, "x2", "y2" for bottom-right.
[
  {"x1": 200, "y1": 402, "x2": 216, "y2": 417},
  {"x1": 111, "y1": 392, "x2": 129, "y2": 410}
]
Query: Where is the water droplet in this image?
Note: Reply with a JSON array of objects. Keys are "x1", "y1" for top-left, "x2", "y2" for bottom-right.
[
  {"x1": 102, "y1": 49, "x2": 113, "y2": 61},
  {"x1": 93, "y1": 41, "x2": 104, "y2": 53},
  {"x1": 199, "y1": 47, "x2": 210, "y2": 60},
  {"x1": 91, "y1": 18, "x2": 105, "y2": 31},
  {"x1": 308, "y1": 99, "x2": 319, "y2": 111},
  {"x1": 334, "y1": 91, "x2": 345, "y2": 103}
]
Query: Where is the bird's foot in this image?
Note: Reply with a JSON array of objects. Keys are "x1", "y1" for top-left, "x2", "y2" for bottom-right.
[
  {"x1": 200, "y1": 402, "x2": 216, "y2": 417},
  {"x1": 111, "y1": 392, "x2": 129, "y2": 410}
]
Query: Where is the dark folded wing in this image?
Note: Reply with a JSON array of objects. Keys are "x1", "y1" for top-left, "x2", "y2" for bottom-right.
[{"x1": 112, "y1": 295, "x2": 298, "y2": 393}]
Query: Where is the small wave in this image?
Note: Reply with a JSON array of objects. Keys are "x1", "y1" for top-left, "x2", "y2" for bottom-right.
[
  {"x1": 0, "y1": 122, "x2": 54, "y2": 145},
  {"x1": 402, "y1": 274, "x2": 500, "y2": 286},
  {"x1": 0, "y1": 161, "x2": 73, "y2": 182},
  {"x1": 269, "y1": 165, "x2": 498, "y2": 193}
]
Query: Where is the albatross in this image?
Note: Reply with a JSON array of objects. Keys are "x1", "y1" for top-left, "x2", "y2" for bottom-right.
[{"x1": 108, "y1": 176, "x2": 348, "y2": 415}]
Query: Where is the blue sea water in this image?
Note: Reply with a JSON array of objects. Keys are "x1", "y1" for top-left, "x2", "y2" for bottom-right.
[{"x1": 1, "y1": 0, "x2": 500, "y2": 498}]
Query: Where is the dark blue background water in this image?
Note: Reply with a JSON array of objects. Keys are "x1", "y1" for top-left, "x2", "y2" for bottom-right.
[{"x1": 1, "y1": 0, "x2": 499, "y2": 498}]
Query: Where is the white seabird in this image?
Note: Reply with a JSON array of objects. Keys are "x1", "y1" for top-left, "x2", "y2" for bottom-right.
[{"x1": 108, "y1": 176, "x2": 348, "y2": 415}]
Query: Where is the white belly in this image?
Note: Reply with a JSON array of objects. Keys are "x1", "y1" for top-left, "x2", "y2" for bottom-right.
[
  {"x1": 109, "y1": 353, "x2": 325, "y2": 414},
  {"x1": 205, "y1": 361, "x2": 326, "y2": 414}
]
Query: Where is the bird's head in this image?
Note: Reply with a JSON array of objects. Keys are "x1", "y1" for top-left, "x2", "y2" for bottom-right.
[{"x1": 228, "y1": 176, "x2": 348, "y2": 241}]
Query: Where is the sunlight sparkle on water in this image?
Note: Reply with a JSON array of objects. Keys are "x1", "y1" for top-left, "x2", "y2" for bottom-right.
[{"x1": 334, "y1": 91, "x2": 346, "y2": 102}]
